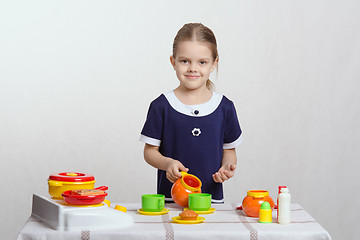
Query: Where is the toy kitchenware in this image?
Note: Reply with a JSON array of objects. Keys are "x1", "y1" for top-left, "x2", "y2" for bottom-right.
[
  {"x1": 141, "y1": 194, "x2": 165, "y2": 212},
  {"x1": 278, "y1": 188, "x2": 291, "y2": 224},
  {"x1": 276, "y1": 186, "x2": 287, "y2": 210},
  {"x1": 61, "y1": 186, "x2": 108, "y2": 205},
  {"x1": 48, "y1": 172, "x2": 96, "y2": 199},
  {"x1": 32, "y1": 194, "x2": 134, "y2": 231},
  {"x1": 188, "y1": 193, "x2": 211, "y2": 211},
  {"x1": 137, "y1": 208, "x2": 170, "y2": 215},
  {"x1": 259, "y1": 201, "x2": 272, "y2": 223},
  {"x1": 171, "y1": 172, "x2": 202, "y2": 207},
  {"x1": 171, "y1": 216, "x2": 205, "y2": 224},
  {"x1": 115, "y1": 205, "x2": 127, "y2": 213},
  {"x1": 104, "y1": 199, "x2": 111, "y2": 207},
  {"x1": 242, "y1": 190, "x2": 275, "y2": 217}
]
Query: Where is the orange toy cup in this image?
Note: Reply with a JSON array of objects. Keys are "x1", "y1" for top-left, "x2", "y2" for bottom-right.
[
  {"x1": 171, "y1": 172, "x2": 202, "y2": 207},
  {"x1": 242, "y1": 190, "x2": 275, "y2": 217}
]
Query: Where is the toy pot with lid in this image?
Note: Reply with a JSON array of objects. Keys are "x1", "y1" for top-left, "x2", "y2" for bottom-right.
[
  {"x1": 242, "y1": 190, "x2": 275, "y2": 217},
  {"x1": 48, "y1": 172, "x2": 96, "y2": 199},
  {"x1": 171, "y1": 172, "x2": 202, "y2": 207}
]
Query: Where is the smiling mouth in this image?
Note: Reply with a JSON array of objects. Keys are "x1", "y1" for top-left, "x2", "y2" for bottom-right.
[{"x1": 185, "y1": 75, "x2": 200, "y2": 79}]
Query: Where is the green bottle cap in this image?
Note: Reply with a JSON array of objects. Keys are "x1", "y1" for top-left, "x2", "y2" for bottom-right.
[{"x1": 260, "y1": 201, "x2": 271, "y2": 209}]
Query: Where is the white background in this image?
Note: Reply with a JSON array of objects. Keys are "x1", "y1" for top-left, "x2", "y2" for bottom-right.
[{"x1": 1, "y1": 1, "x2": 359, "y2": 239}]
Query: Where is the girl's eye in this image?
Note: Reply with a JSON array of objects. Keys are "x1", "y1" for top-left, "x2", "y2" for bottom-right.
[
  {"x1": 200, "y1": 61, "x2": 207, "y2": 65},
  {"x1": 181, "y1": 60, "x2": 188, "y2": 64}
]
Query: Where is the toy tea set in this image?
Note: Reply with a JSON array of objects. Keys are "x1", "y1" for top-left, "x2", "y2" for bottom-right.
[
  {"x1": 31, "y1": 171, "x2": 291, "y2": 230},
  {"x1": 137, "y1": 171, "x2": 291, "y2": 224},
  {"x1": 137, "y1": 171, "x2": 214, "y2": 224}
]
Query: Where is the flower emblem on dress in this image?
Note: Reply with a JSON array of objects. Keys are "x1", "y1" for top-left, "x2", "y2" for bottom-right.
[{"x1": 191, "y1": 128, "x2": 201, "y2": 137}]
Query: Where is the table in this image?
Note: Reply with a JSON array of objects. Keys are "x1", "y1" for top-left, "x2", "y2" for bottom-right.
[{"x1": 17, "y1": 203, "x2": 332, "y2": 240}]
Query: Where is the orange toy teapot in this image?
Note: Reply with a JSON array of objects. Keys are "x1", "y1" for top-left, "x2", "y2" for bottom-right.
[
  {"x1": 242, "y1": 190, "x2": 275, "y2": 217},
  {"x1": 171, "y1": 172, "x2": 202, "y2": 207}
]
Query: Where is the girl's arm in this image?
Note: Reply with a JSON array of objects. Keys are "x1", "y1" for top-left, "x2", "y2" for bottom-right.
[
  {"x1": 144, "y1": 143, "x2": 189, "y2": 183},
  {"x1": 212, "y1": 148, "x2": 237, "y2": 183}
]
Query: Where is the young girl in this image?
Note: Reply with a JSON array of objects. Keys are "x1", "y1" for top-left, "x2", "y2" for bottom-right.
[{"x1": 140, "y1": 23, "x2": 242, "y2": 203}]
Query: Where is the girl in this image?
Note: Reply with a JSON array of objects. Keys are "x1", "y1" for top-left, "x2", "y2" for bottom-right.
[{"x1": 140, "y1": 23, "x2": 242, "y2": 203}]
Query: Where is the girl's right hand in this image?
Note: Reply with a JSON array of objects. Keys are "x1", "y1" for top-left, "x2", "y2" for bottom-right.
[{"x1": 165, "y1": 159, "x2": 189, "y2": 183}]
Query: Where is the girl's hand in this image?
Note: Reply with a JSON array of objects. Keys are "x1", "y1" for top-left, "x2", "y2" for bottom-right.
[
  {"x1": 212, "y1": 164, "x2": 236, "y2": 183},
  {"x1": 165, "y1": 159, "x2": 189, "y2": 183}
]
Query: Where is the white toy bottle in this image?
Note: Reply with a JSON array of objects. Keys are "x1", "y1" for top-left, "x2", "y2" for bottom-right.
[{"x1": 278, "y1": 188, "x2": 291, "y2": 224}]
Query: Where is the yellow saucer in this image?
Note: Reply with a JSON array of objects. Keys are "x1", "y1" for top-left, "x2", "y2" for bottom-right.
[
  {"x1": 137, "y1": 208, "x2": 170, "y2": 215},
  {"x1": 172, "y1": 216, "x2": 205, "y2": 224},
  {"x1": 184, "y1": 207, "x2": 216, "y2": 214}
]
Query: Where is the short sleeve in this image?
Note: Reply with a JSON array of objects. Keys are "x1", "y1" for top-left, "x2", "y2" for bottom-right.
[
  {"x1": 223, "y1": 102, "x2": 242, "y2": 149},
  {"x1": 140, "y1": 101, "x2": 164, "y2": 146}
]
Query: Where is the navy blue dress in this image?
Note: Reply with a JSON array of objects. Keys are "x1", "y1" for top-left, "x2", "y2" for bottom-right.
[{"x1": 140, "y1": 91, "x2": 242, "y2": 203}]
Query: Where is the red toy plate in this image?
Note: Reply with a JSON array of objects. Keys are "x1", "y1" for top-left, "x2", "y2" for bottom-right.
[{"x1": 62, "y1": 186, "x2": 108, "y2": 205}]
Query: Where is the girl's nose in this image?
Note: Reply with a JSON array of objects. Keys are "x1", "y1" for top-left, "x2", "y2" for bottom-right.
[{"x1": 188, "y1": 63, "x2": 197, "y2": 72}]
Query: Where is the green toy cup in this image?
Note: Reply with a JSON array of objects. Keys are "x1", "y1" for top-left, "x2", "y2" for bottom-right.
[
  {"x1": 141, "y1": 194, "x2": 165, "y2": 212},
  {"x1": 188, "y1": 193, "x2": 211, "y2": 211}
]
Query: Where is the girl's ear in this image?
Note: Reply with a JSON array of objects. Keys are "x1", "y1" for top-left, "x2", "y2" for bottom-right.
[
  {"x1": 210, "y1": 57, "x2": 219, "y2": 72},
  {"x1": 170, "y1": 55, "x2": 176, "y2": 69}
]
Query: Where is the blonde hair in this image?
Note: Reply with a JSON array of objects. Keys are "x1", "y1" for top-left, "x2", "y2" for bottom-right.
[{"x1": 172, "y1": 23, "x2": 218, "y2": 90}]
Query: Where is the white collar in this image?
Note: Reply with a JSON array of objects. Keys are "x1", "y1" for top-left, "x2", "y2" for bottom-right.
[{"x1": 164, "y1": 90, "x2": 223, "y2": 117}]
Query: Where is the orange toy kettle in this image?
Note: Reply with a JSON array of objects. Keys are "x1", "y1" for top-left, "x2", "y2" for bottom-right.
[{"x1": 171, "y1": 172, "x2": 202, "y2": 207}]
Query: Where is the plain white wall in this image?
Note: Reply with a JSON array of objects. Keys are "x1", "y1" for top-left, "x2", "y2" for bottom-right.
[{"x1": 1, "y1": 1, "x2": 359, "y2": 239}]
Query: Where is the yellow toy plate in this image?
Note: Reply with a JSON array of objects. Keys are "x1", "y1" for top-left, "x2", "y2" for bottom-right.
[
  {"x1": 172, "y1": 216, "x2": 205, "y2": 224},
  {"x1": 184, "y1": 207, "x2": 216, "y2": 214},
  {"x1": 137, "y1": 208, "x2": 170, "y2": 215}
]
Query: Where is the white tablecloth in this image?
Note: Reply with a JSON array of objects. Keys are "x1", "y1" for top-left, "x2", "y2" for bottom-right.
[{"x1": 17, "y1": 203, "x2": 332, "y2": 240}]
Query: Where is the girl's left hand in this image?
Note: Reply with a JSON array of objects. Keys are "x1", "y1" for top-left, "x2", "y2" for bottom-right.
[{"x1": 212, "y1": 164, "x2": 236, "y2": 183}]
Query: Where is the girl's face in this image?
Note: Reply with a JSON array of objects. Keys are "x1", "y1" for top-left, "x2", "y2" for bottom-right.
[{"x1": 170, "y1": 41, "x2": 218, "y2": 91}]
